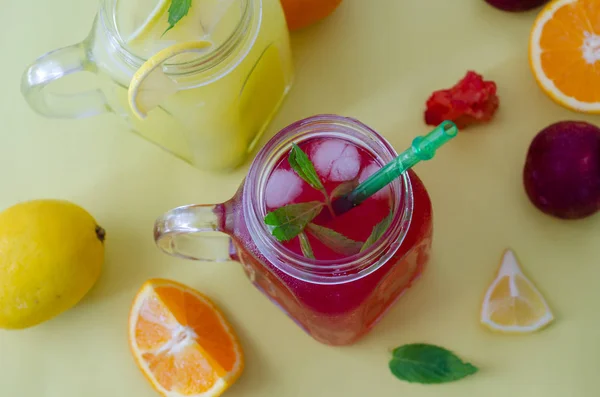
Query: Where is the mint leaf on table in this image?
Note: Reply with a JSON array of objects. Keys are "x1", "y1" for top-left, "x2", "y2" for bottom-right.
[
  {"x1": 164, "y1": 0, "x2": 192, "y2": 34},
  {"x1": 360, "y1": 213, "x2": 392, "y2": 252},
  {"x1": 330, "y1": 178, "x2": 359, "y2": 199},
  {"x1": 389, "y1": 344, "x2": 478, "y2": 384},
  {"x1": 298, "y1": 232, "x2": 314, "y2": 259},
  {"x1": 288, "y1": 143, "x2": 325, "y2": 191},
  {"x1": 264, "y1": 201, "x2": 324, "y2": 242},
  {"x1": 306, "y1": 223, "x2": 362, "y2": 256}
]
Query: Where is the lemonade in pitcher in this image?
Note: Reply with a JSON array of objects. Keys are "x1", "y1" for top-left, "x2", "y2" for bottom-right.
[{"x1": 22, "y1": 0, "x2": 293, "y2": 170}]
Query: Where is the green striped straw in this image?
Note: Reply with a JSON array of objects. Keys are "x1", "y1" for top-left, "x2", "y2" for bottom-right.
[{"x1": 332, "y1": 121, "x2": 459, "y2": 215}]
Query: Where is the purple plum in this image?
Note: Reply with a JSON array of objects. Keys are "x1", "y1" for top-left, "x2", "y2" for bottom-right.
[
  {"x1": 523, "y1": 121, "x2": 600, "y2": 220},
  {"x1": 484, "y1": 0, "x2": 550, "y2": 12}
]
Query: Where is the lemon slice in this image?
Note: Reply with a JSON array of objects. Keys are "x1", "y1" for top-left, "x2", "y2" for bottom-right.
[
  {"x1": 127, "y1": 41, "x2": 212, "y2": 119},
  {"x1": 480, "y1": 249, "x2": 554, "y2": 334}
]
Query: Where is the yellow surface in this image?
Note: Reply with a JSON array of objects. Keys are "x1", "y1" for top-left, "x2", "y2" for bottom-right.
[{"x1": 2, "y1": 0, "x2": 599, "y2": 396}]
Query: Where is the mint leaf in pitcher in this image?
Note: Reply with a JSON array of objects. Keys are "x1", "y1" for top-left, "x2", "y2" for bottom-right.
[
  {"x1": 164, "y1": 0, "x2": 192, "y2": 34},
  {"x1": 289, "y1": 143, "x2": 325, "y2": 191},
  {"x1": 306, "y1": 223, "x2": 362, "y2": 256},
  {"x1": 361, "y1": 213, "x2": 392, "y2": 252},
  {"x1": 264, "y1": 201, "x2": 324, "y2": 242},
  {"x1": 298, "y1": 232, "x2": 315, "y2": 259},
  {"x1": 389, "y1": 343, "x2": 478, "y2": 384},
  {"x1": 330, "y1": 177, "x2": 359, "y2": 199},
  {"x1": 288, "y1": 143, "x2": 337, "y2": 215}
]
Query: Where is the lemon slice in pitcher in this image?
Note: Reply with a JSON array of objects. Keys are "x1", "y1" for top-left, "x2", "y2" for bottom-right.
[
  {"x1": 128, "y1": 41, "x2": 212, "y2": 119},
  {"x1": 480, "y1": 249, "x2": 554, "y2": 334}
]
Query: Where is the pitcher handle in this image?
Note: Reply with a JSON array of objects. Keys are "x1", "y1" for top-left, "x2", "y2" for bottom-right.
[
  {"x1": 21, "y1": 41, "x2": 109, "y2": 119},
  {"x1": 154, "y1": 204, "x2": 233, "y2": 262}
]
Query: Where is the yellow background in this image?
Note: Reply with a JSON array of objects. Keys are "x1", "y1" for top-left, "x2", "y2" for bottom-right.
[{"x1": 1, "y1": 0, "x2": 598, "y2": 395}]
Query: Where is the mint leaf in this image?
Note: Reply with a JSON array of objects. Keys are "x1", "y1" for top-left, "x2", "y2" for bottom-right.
[
  {"x1": 298, "y1": 232, "x2": 314, "y2": 259},
  {"x1": 164, "y1": 0, "x2": 192, "y2": 34},
  {"x1": 360, "y1": 213, "x2": 392, "y2": 252},
  {"x1": 264, "y1": 202, "x2": 324, "y2": 242},
  {"x1": 330, "y1": 178, "x2": 359, "y2": 199},
  {"x1": 306, "y1": 223, "x2": 362, "y2": 256},
  {"x1": 288, "y1": 143, "x2": 325, "y2": 191},
  {"x1": 389, "y1": 343, "x2": 478, "y2": 384}
]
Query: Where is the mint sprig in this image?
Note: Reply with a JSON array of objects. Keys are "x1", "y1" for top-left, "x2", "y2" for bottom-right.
[
  {"x1": 389, "y1": 343, "x2": 478, "y2": 384},
  {"x1": 264, "y1": 201, "x2": 324, "y2": 242},
  {"x1": 264, "y1": 143, "x2": 393, "y2": 259},
  {"x1": 360, "y1": 213, "x2": 392, "y2": 252},
  {"x1": 164, "y1": 0, "x2": 192, "y2": 35},
  {"x1": 306, "y1": 223, "x2": 362, "y2": 256}
]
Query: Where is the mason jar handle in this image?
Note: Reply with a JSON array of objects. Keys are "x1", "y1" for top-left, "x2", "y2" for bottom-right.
[
  {"x1": 154, "y1": 204, "x2": 233, "y2": 262},
  {"x1": 21, "y1": 42, "x2": 109, "y2": 119}
]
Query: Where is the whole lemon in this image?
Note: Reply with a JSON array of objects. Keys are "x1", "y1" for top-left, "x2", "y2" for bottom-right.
[{"x1": 0, "y1": 199, "x2": 105, "y2": 329}]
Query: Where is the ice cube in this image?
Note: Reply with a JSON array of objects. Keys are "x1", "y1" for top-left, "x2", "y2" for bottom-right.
[
  {"x1": 312, "y1": 140, "x2": 361, "y2": 182},
  {"x1": 359, "y1": 163, "x2": 391, "y2": 200},
  {"x1": 265, "y1": 169, "x2": 303, "y2": 208}
]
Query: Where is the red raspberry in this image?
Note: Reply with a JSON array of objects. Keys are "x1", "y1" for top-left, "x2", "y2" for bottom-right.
[{"x1": 424, "y1": 71, "x2": 499, "y2": 129}]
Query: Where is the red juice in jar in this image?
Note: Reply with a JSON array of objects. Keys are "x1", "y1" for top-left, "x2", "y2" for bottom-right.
[
  {"x1": 255, "y1": 133, "x2": 432, "y2": 344},
  {"x1": 265, "y1": 137, "x2": 394, "y2": 260},
  {"x1": 154, "y1": 115, "x2": 434, "y2": 346}
]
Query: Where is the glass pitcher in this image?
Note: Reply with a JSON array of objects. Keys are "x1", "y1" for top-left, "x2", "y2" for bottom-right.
[
  {"x1": 154, "y1": 115, "x2": 434, "y2": 346},
  {"x1": 21, "y1": 0, "x2": 293, "y2": 171}
]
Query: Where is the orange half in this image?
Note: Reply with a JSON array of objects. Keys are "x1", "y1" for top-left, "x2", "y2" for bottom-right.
[
  {"x1": 530, "y1": 0, "x2": 600, "y2": 113},
  {"x1": 129, "y1": 279, "x2": 244, "y2": 397}
]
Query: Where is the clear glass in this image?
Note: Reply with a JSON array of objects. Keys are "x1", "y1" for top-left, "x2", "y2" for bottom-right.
[
  {"x1": 153, "y1": 115, "x2": 433, "y2": 346},
  {"x1": 21, "y1": 0, "x2": 293, "y2": 171}
]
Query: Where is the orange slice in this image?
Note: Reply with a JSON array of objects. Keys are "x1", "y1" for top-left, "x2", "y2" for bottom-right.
[
  {"x1": 480, "y1": 250, "x2": 554, "y2": 334},
  {"x1": 530, "y1": 0, "x2": 600, "y2": 113},
  {"x1": 129, "y1": 279, "x2": 244, "y2": 397}
]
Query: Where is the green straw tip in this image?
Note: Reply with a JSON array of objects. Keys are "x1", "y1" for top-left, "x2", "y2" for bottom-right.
[
  {"x1": 440, "y1": 120, "x2": 459, "y2": 137},
  {"x1": 412, "y1": 121, "x2": 459, "y2": 161}
]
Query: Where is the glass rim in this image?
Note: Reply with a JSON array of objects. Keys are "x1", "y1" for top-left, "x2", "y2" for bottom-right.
[
  {"x1": 244, "y1": 114, "x2": 414, "y2": 285},
  {"x1": 98, "y1": 0, "x2": 260, "y2": 77}
]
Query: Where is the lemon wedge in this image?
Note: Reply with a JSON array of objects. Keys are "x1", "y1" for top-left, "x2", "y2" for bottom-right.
[
  {"x1": 127, "y1": 41, "x2": 212, "y2": 119},
  {"x1": 480, "y1": 249, "x2": 554, "y2": 334}
]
